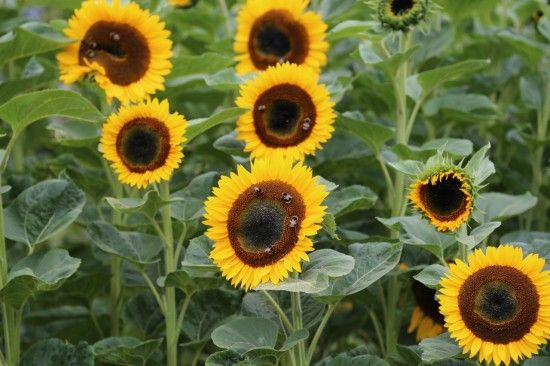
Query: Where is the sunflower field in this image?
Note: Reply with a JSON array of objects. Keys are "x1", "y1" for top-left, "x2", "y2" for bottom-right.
[{"x1": 0, "y1": 0, "x2": 549, "y2": 365}]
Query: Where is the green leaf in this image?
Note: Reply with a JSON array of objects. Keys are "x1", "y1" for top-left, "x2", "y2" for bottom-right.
[
  {"x1": 0, "y1": 90, "x2": 103, "y2": 134},
  {"x1": 322, "y1": 213, "x2": 340, "y2": 240},
  {"x1": 255, "y1": 269, "x2": 330, "y2": 293},
  {"x1": 204, "y1": 68, "x2": 247, "y2": 90},
  {"x1": 327, "y1": 21, "x2": 376, "y2": 42},
  {"x1": 0, "y1": 22, "x2": 68, "y2": 66},
  {"x1": 315, "y1": 242, "x2": 402, "y2": 302},
  {"x1": 317, "y1": 353, "x2": 389, "y2": 366},
  {"x1": 0, "y1": 249, "x2": 80, "y2": 308},
  {"x1": 419, "y1": 333, "x2": 460, "y2": 363},
  {"x1": 93, "y1": 337, "x2": 162, "y2": 366},
  {"x1": 4, "y1": 179, "x2": 86, "y2": 246},
  {"x1": 47, "y1": 120, "x2": 100, "y2": 147},
  {"x1": 498, "y1": 31, "x2": 545, "y2": 65},
  {"x1": 186, "y1": 107, "x2": 246, "y2": 142},
  {"x1": 335, "y1": 114, "x2": 394, "y2": 154},
  {"x1": 326, "y1": 185, "x2": 378, "y2": 217},
  {"x1": 181, "y1": 236, "x2": 218, "y2": 277},
  {"x1": 21, "y1": 339, "x2": 93, "y2": 366},
  {"x1": 406, "y1": 60, "x2": 490, "y2": 102},
  {"x1": 205, "y1": 350, "x2": 242, "y2": 366},
  {"x1": 167, "y1": 53, "x2": 234, "y2": 86},
  {"x1": 413, "y1": 264, "x2": 448, "y2": 289},
  {"x1": 464, "y1": 144, "x2": 495, "y2": 185},
  {"x1": 473, "y1": 192, "x2": 537, "y2": 223},
  {"x1": 213, "y1": 131, "x2": 247, "y2": 156},
  {"x1": 279, "y1": 329, "x2": 310, "y2": 351},
  {"x1": 359, "y1": 41, "x2": 418, "y2": 78},
  {"x1": 524, "y1": 357, "x2": 550, "y2": 366},
  {"x1": 158, "y1": 270, "x2": 223, "y2": 296},
  {"x1": 211, "y1": 317, "x2": 279, "y2": 354},
  {"x1": 456, "y1": 222, "x2": 501, "y2": 250},
  {"x1": 423, "y1": 93, "x2": 498, "y2": 123},
  {"x1": 104, "y1": 190, "x2": 169, "y2": 218},
  {"x1": 171, "y1": 172, "x2": 219, "y2": 222},
  {"x1": 0, "y1": 57, "x2": 57, "y2": 105},
  {"x1": 500, "y1": 231, "x2": 550, "y2": 261},
  {"x1": 520, "y1": 75, "x2": 546, "y2": 113},
  {"x1": 88, "y1": 222, "x2": 164, "y2": 267}
]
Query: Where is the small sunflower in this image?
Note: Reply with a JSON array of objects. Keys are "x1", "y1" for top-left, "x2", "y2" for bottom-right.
[
  {"x1": 439, "y1": 245, "x2": 550, "y2": 366},
  {"x1": 167, "y1": 0, "x2": 198, "y2": 9},
  {"x1": 234, "y1": 0, "x2": 328, "y2": 74},
  {"x1": 378, "y1": 0, "x2": 428, "y2": 31},
  {"x1": 57, "y1": 0, "x2": 172, "y2": 103},
  {"x1": 409, "y1": 168, "x2": 473, "y2": 232},
  {"x1": 204, "y1": 156, "x2": 328, "y2": 290},
  {"x1": 101, "y1": 99, "x2": 187, "y2": 188},
  {"x1": 408, "y1": 280, "x2": 445, "y2": 341},
  {"x1": 236, "y1": 62, "x2": 335, "y2": 160}
]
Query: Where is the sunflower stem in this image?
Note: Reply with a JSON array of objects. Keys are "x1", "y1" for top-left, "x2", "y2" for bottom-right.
[
  {"x1": 160, "y1": 180, "x2": 178, "y2": 366},
  {"x1": 291, "y1": 287, "x2": 306, "y2": 365},
  {"x1": 306, "y1": 302, "x2": 337, "y2": 364},
  {"x1": 261, "y1": 290, "x2": 294, "y2": 332},
  {"x1": 109, "y1": 179, "x2": 124, "y2": 337}
]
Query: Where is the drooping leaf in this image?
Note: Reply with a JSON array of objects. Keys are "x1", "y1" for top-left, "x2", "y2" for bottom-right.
[
  {"x1": 93, "y1": 337, "x2": 162, "y2": 366},
  {"x1": 326, "y1": 185, "x2": 378, "y2": 217},
  {"x1": 0, "y1": 249, "x2": 81, "y2": 308},
  {"x1": 211, "y1": 317, "x2": 278, "y2": 354},
  {"x1": 413, "y1": 264, "x2": 448, "y2": 289},
  {"x1": 4, "y1": 179, "x2": 86, "y2": 246},
  {"x1": 170, "y1": 172, "x2": 219, "y2": 222},
  {"x1": 21, "y1": 338, "x2": 93, "y2": 366},
  {"x1": 419, "y1": 333, "x2": 461, "y2": 363},
  {"x1": 186, "y1": 107, "x2": 246, "y2": 141},
  {"x1": 473, "y1": 192, "x2": 537, "y2": 223},
  {"x1": 335, "y1": 114, "x2": 394, "y2": 154},
  {"x1": 180, "y1": 236, "x2": 218, "y2": 277}
]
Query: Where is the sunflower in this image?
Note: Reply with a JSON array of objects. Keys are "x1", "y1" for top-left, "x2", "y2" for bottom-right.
[
  {"x1": 204, "y1": 156, "x2": 328, "y2": 290},
  {"x1": 167, "y1": 0, "x2": 198, "y2": 8},
  {"x1": 408, "y1": 280, "x2": 445, "y2": 341},
  {"x1": 57, "y1": 0, "x2": 172, "y2": 103},
  {"x1": 409, "y1": 168, "x2": 473, "y2": 232},
  {"x1": 101, "y1": 99, "x2": 187, "y2": 188},
  {"x1": 236, "y1": 62, "x2": 335, "y2": 160},
  {"x1": 234, "y1": 0, "x2": 328, "y2": 74},
  {"x1": 378, "y1": 0, "x2": 428, "y2": 31},
  {"x1": 439, "y1": 245, "x2": 550, "y2": 366}
]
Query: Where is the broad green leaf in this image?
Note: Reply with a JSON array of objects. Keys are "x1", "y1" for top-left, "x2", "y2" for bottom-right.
[
  {"x1": 47, "y1": 120, "x2": 100, "y2": 147},
  {"x1": 0, "y1": 90, "x2": 103, "y2": 134},
  {"x1": 167, "y1": 53, "x2": 234, "y2": 86},
  {"x1": 213, "y1": 131, "x2": 247, "y2": 156},
  {"x1": 359, "y1": 41, "x2": 418, "y2": 78},
  {"x1": 322, "y1": 213, "x2": 340, "y2": 240},
  {"x1": 520, "y1": 75, "x2": 546, "y2": 113},
  {"x1": 21, "y1": 339, "x2": 93, "y2": 366},
  {"x1": 315, "y1": 242, "x2": 403, "y2": 302},
  {"x1": 500, "y1": 231, "x2": 550, "y2": 262},
  {"x1": 413, "y1": 264, "x2": 448, "y2": 289},
  {"x1": 205, "y1": 350, "x2": 242, "y2": 366},
  {"x1": 464, "y1": 144, "x2": 495, "y2": 185},
  {"x1": 327, "y1": 21, "x2": 376, "y2": 42},
  {"x1": 186, "y1": 107, "x2": 246, "y2": 141},
  {"x1": 255, "y1": 269, "x2": 330, "y2": 293},
  {"x1": 423, "y1": 93, "x2": 498, "y2": 123},
  {"x1": 317, "y1": 354, "x2": 389, "y2": 366},
  {"x1": 390, "y1": 138, "x2": 474, "y2": 162},
  {"x1": 0, "y1": 22, "x2": 68, "y2": 66},
  {"x1": 104, "y1": 190, "x2": 172, "y2": 218},
  {"x1": 498, "y1": 31, "x2": 545, "y2": 65},
  {"x1": 335, "y1": 114, "x2": 394, "y2": 154},
  {"x1": 171, "y1": 172, "x2": 219, "y2": 222},
  {"x1": 419, "y1": 333, "x2": 460, "y2": 363},
  {"x1": 279, "y1": 329, "x2": 310, "y2": 351},
  {"x1": 181, "y1": 236, "x2": 218, "y2": 276},
  {"x1": 211, "y1": 317, "x2": 278, "y2": 354},
  {"x1": 473, "y1": 192, "x2": 537, "y2": 223},
  {"x1": 326, "y1": 185, "x2": 378, "y2": 217},
  {"x1": 158, "y1": 270, "x2": 223, "y2": 296},
  {"x1": 456, "y1": 222, "x2": 501, "y2": 250},
  {"x1": 88, "y1": 222, "x2": 164, "y2": 266},
  {"x1": 0, "y1": 249, "x2": 81, "y2": 308},
  {"x1": 4, "y1": 179, "x2": 86, "y2": 246},
  {"x1": 537, "y1": 17, "x2": 550, "y2": 41},
  {"x1": 0, "y1": 57, "x2": 57, "y2": 105},
  {"x1": 204, "y1": 68, "x2": 246, "y2": 90},
  {"x1": 93, "y1": 337, "x2": 162, "y2": 366},
  {"x1": 524, "y1": 357, "x2": 550, "y2": 366},
  {"x1": 406, "y1": 60, "x2": 490, "y2": 102},
  {"x1": 24, "y1": 0, "x2": 82, "y2": 9}
]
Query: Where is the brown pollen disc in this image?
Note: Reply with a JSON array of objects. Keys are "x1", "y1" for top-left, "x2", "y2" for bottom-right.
[
  {"x1": 248, "y1": 10, "x2": 309, "y2": 70},
  {"x1": 253, "y1": 84, "x2": 316, "y2": 148},
  {"x1": 116, "y1": 118, "x2": 171, "y2": 173},
  {"x1": 227, "y1": 180, "x2": 306, "y2": 267},
  {"x1": 412, "y1": 280, "x2": 444, "y2": 325},
  {"x1": 419, "y1": 175, "x2": 469, "y2": 222},
  {"x1": 458, "y1": 265, "x2": 539, "y2": 343},
  {"x1": 79, "y1": 21, "x2": 151, "y2": 86}
]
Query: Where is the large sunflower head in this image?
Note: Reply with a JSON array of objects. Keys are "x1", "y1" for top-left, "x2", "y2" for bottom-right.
[
  {"x1": 236, "y1": 62, "x2": 335, "y2": 160},
  {"x1": 408, "y1": 280, "x2": 445, "y2": 341},
  {"x1": 408, "y1": 166, "x2": 474, "y2": 232},
  {"x1": 377, "y1": 0, "x2": 428, "y2": 31},
  {"x1": 100, "y1": 99, "x2": 187, "y2": 188},
  {"x1": 57, "y1": 0, "x2": 172, "y2": 103},
  {"x1": 234, "y1": 0, "x2": 328, "y2": 75},
  {"x1": 203, "y1": 156, "x2": 328, "y2": 290},
  {"x1": 439, "y1": 245, "x2": 550, "y2": 366}
]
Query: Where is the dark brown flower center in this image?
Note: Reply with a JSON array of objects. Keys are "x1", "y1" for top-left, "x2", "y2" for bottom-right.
[
  {"x1": 412, "y1": 280, "x2": 444, "y2": 325},
  {"x1": 391, "y1": 0, "x2": 415, "y2": 15},
  {"x1": 79, "y1": 21, "x2": 151, "y2": 86},
  {"x1": 419, "y1": 174, "x2": 469, "y2": 221},
  {"x1": 458, "y1": 266, "x2": 539, "y2": 343},
  {"x1": 116, "y1": 118, "x2": 170, "y2": 173},
  {"x1": 253, "y1": 84, "x2": 316, "y2": 148},
  {"x1": 248, "y1": 10, "x2": 309, "y2": 70},
  {"x1": 227, "y1": 180, "x2": 305, "y2": 267}
]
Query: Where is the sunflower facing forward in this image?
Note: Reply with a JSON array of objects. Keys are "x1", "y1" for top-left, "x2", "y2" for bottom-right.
[
  {"x1": 234, "y1": 0, "x2": 328, "y2": 74},
  {"x1": 409, "y1": 167, "x2": 474, "y2": 232},
  {"x1": 204, "y1": 156, "x2": 328, "y2": 290},
  {"x1": 439, "y1": 245, "x2": 550, "y2": 366},
  {"x1": 236, "y1": 62, "x2": 335, "y2": 160},
  {"x1": 57, "y1": 0, "x2": 172, "y2": 103},
  {"x1": 101, "y1": 99, "x2": 187, "y2": 188}
]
